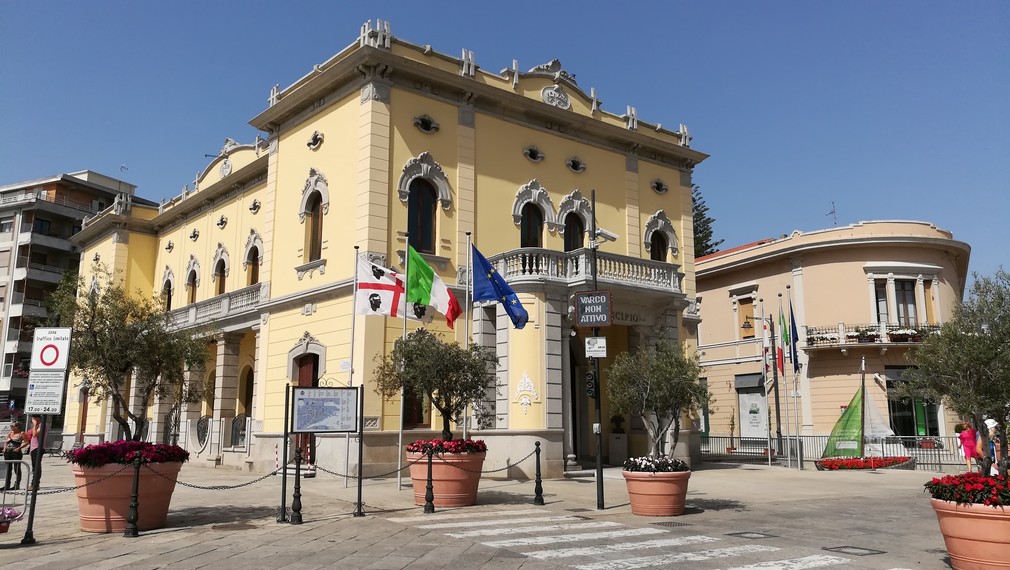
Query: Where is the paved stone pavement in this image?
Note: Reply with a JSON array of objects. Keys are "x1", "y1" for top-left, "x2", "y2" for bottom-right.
[{"x1": 0, "y1": 457, "x2": 953, "y2": 569}]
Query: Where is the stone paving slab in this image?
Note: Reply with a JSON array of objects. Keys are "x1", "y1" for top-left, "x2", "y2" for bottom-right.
[{"x1": 0, "y1": 456, "x2": 952, "y2": 569}]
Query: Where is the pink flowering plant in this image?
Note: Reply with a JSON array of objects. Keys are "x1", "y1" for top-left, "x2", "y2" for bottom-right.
[
  {"x1": 406, "y1": 438, "x2": 487, "y2": 455},
  {"x1": 0, "y1": 506, "x2": 21, "y2": 523},
  {"x1": 623, "y1": 456, "x2": 690, "y2": 473},
  {"x1": 925, "y1": 472, "x2": 1010, "y2": 507},
  {"x1": 65, "y1": 440, "x2": 190, "y2": 469}
]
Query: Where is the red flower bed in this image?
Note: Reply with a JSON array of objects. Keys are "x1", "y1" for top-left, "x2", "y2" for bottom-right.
[
  {"x1": 816, "y1": 456, "x2": 912, "y2": 470},
  {"x1": 925, "y1": 472, "x2": 1010, "y2": 506},
  {"x1": 406, "y1": 438, "x2": 487, "y2": 455},
  {"x1": 66, "y1": 440, "x2": 190, "y2": 468}
]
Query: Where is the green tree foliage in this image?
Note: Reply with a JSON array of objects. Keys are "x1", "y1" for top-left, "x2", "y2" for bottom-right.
[
  {"x1": 606, "y1": 338, "x2": 708, "y2": 458},
  {"x1": 895, "y1": 269, "x2": 1010, "y2": 475},
  {"x1": 49, "y1": 266, "x2": 210, "y2": 441},
  {"x1": 692, "y1": 185, "x2": 724, "y2": 258},
  {"x1": 372, "y1": 328, "x2": 498, "y2": 441}
]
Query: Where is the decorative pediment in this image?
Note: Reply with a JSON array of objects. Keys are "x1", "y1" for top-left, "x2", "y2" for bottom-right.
[
  {"x1": 162, "y1": 266, "x2": 175, "y2": 292},
  {"x1": 514, "y1": 372, "x2": 540, "y2": 416},
  {"x1": 557, "y1": 189, "x2": 592, "y2": 235},
  {"x1": 243, "y1": 229, "x2": 264, "y2": 268},
  {"x1": 397, "y1": 152, "x2": 452, "y2": 210},
  {"x1": 512, "y1": 179, "x2": 558, "y2": 231},
  {"x1": 211, "y1": 243, "x2": 230, "y2": 279},
  {"x1": 299, "y1": 168, "x2": 330, "y2": 222},
  {"x1": 185, "y1": 255, "x2": 201, "y2": 288},
  {"x1": 644, "y1": 210, "x2": 679, "y2": 257}
]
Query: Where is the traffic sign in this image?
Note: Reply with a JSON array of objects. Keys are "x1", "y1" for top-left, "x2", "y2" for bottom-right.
[
  {"x1": 31, "y1": 328, "x2": 72, "y2": 371},
  {"x1": 26, "y1": 370, "x2": 66, "y2": 415},
  {"x1": 585, "y1": 337, "x2": 607, "y2": 358},
  {"x1": 574, "y1": 291, "x2": 611, "y2": 327}
]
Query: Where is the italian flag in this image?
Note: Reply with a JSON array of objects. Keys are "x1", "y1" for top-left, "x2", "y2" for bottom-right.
[{"x1": 406, "y1": 245, "x2": 462, "y2": 329}]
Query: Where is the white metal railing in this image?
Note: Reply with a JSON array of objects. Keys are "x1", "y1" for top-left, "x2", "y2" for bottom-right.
[
  {"x1": 0, "y1": 191, "x2": 97, "y2": 214},
  {"x1": 490, "y1": 247, "x2": 681, "y2": 292}
]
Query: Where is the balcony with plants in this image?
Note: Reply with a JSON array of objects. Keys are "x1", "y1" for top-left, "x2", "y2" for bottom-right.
[{"x1": 804, "y1": 323, "x2": 942, "y2": 349}]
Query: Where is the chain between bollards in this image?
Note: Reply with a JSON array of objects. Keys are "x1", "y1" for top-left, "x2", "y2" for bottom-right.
[
  {"x1": 290, "y1": 447, "x2": 303, "y2": 524},
  {"x1": 533, "y1": 441, "x2": 544, "y2": 505},
  {"x1": 423, "y1": 448, "x2": 435, "y2": 514},
  {"x1": 123, "y1": 455, "x2": 142, "y2": 538}
]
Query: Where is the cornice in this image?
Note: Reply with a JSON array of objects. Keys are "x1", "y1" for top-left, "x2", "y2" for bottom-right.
[{"x1": 151, "y1": 155, "x2": 269, "y2": 231}]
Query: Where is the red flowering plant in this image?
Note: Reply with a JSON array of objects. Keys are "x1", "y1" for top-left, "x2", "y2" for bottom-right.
[
  {"x1": 925, "y1": 472, "x2": 1010, "y2": 507},
  {"x1": 65, "y1": 440, "x2": 190, "y2": 469},
  {"x1": 406, "y1": 438, "x2": 487, "y2": 455},
  {"x1": 816, "y1": 456, "x2": 912, "y2": 470}
]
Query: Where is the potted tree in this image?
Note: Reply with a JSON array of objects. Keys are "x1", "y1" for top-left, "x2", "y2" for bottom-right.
[
  {"x1": 607, "y1": 337, "x2": 708, "y2": 516},
  {"x1": 897, "y1": 270, "x2": 1010, "y2": 566},
  {"x1": 50, "y1": 266, "x2": 210, "y2": 532},
  {"x1": 373, "y1": 328, "x2": 497, "y2": 507},
  {"x1": 727, "y1": 409, "x2": 737, "y2": 453}
]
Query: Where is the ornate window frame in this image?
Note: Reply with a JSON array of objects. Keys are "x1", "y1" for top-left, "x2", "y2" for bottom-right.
[
  {"x1": 298, "y1": 168, "x2": 330, "y2": 223},
  {"x1": 185, "y1": 255, "x2": 201, "y2": 289},
  {"x1": 287, "y1": 331, "x2": 327, "y2": 381},
  {"x1": 643, "y1": 210, "x2": 680, "y2": 258},
  {"x1": 211, "y1": 243, "x2": 230, "y2": 280},
  {"x1": 162, "y1": 266, "x2": 175, "y2": 295},
  {"x1": 397, "y1": 152, "x2": 452, "y2": 210},
  {"x1": 512, "y1": 179, "x2": 558, "y2": 231},
  {"x1": 556, "y1": 189, "x2": 592, "y2": 235},
  {"x1": 243, "y1": 229, "x2": 264, "y2": 268}
]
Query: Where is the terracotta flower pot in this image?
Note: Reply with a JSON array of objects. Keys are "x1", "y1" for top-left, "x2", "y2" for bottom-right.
[
  {"x1": 930, "y1": 498, "x2": 1010, "y2": 568},
  {"x1": 622, "y1": 470, "x2": 691, "y2": 516},
  {"x1": 72, "y1": 462, "x2": 183, "y2": 533},
  {"x1": 406, "y1": 451, "x2": 485, "y2": 507},
  {"x1": 0, "y1": 521, "x2": 9, "y2": 533}
]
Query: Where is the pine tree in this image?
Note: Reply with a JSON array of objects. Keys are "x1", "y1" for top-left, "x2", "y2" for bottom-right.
[{"x1": 692, "y1": 185, "x2": 723, "y2": 257}]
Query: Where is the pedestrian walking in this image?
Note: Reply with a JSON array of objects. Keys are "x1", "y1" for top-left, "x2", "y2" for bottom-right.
[
  {"x1": 3, "y1": 419, "x2": 25, "y2": 490},
  {"x1": 956, "y1": 421, "x2": 979, "y2": 473},
  {"x1": 25, "y1": 414, "x2": 42, "y2": 490}
]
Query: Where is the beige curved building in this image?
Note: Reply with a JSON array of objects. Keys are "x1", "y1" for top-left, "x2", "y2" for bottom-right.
[{"x1": 696, "y1": 221, "x2": 970, "y2": 451}]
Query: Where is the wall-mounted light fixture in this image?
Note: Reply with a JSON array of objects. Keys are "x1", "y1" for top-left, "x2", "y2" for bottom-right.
[
  {"x1": 249, "y1": 199, "x2": 261, "y2": 214},
  {"x1": 165, "y1": 241, "x2": 174, "y2": 252},
  {"x1": 216, "y1": 215, "x2": 228, "y2": 229},
  {"x1": 92, "y1": 253, "x2": 100, "y2": 262},
  {"x1": 190, "y1": 229, "x2": 200, "y2": 241}
]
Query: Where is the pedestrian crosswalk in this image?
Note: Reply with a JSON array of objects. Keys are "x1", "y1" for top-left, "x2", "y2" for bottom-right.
[{"x1": 386, "y1": 508, "x2": 853, "y2": 569}]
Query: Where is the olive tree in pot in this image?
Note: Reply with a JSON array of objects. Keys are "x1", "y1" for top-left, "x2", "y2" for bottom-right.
[
  {"x1": 607, "y1": 337, "x2": 709, "y2": 516},
  {"x1": 372, "y1": 328, "x2": 498, "y2": 507}
]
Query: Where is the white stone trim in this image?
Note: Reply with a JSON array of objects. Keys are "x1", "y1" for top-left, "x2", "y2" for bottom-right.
[
  {"x1": 512, "y1": 179, "x2": 558, "y2": 231},
  {"x1": 397, "y1": 152, "x2": 452, "y2": 210}
]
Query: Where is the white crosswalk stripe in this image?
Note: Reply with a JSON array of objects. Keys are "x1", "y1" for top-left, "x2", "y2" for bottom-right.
[
  {"x1": 446, "y1": 520, "x2": 622, "y2": 538},
  {"x1": 526, "y1": 534, "x2": 720, "y2": 559},
  {"x1": 722, "y1": 554, "x2": 851, "y2": 569},
  {"x1": 388, "y1": 509, "x2": 855, "y2": 570}
]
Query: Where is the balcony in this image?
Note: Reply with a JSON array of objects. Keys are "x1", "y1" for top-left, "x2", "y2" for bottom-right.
[
  {"x1": 17, "y1": 223, "x2": 75, "y2": 250},
  {"x1": 804, "y1": 322, "x2": 942, "y2": 351},
  {"x1": 12, "y1": 256, "x2": 69, "y2": 284},
  {"x1": 0, "y1": 191, "x2": 99, "y2": 216},
  {"x1": 167, "y1": 283, "x2": 264, "y2": 330},
  {"x1": 488, "y1": 247, "x2": 682, "y2": 294},
  {"x1": 8, "y1": 292, "x2": 47, "y2": 318}
]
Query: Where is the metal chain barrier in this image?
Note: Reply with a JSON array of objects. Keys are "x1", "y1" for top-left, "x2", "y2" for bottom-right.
[
  {"x1": 312, "y1": 447, "x2": 537, "y2": 479},
  {"x1": 14, "y1": 463, "x2": 133, "y2": 496},
  {"x1": 143, "y1": 460, "x2": 297, "y2": 490}
]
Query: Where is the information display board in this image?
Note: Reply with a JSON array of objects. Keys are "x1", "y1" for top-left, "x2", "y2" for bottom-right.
[
  {"x1": 291, "y1": 387, "x2": 359, "y2": 433},
  {"x1": 26, "y1": 370, "x2": 67, "y2": 415}
]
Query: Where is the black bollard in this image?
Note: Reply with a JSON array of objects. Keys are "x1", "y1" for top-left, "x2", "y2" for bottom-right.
[
  {"x1": 423, "y1": 448, "x2": 435, "y2": 514},
  {"x1": 534, "y1": 441, "x2": 544, "y2": 505},
  {"x1": 290, "y1": 447, "x2": 303, "y2": 525},
  {"x1": 124, "y1": 456, "x2": 142, "y2": 537}
]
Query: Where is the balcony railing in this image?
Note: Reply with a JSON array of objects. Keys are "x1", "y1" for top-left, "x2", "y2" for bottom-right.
[
  {"x1": 167, "y1": 283, "x2": 263, "y2": 329},
  {"x1": 804, "y1": 323, "x2": 943, "y2": 347},
  {"x1": 0, "y1": 191, "x2": 99, "y2": 215},
  {"x1": 489, "y1": 247, "x2": 682, "y2": 293}
]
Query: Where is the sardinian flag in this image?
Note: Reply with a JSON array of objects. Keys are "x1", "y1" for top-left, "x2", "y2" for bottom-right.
[{"x1": 355, "y1": 258, "x2": 433, "y2": 323}]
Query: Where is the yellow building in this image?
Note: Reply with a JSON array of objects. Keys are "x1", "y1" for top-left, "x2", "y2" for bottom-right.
[
  {"x1": 63, "y1": 21, "x2": 707, "y2": 477},
  {"x1": 696, "y1": 221, "x2": 970, "y2": 455}
]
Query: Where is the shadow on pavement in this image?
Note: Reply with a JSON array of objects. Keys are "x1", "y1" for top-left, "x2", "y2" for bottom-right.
[
  {"x1": 684, "y1": 497, "x2": 747, "y2": 513},
  {"x1": 167, "y1": 504, "x2": 278, "y2": 528}
]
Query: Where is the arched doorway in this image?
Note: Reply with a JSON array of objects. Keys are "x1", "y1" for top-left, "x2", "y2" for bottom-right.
[{"x1": 295, "y1": 354, "x2": 319, "y2": 463}]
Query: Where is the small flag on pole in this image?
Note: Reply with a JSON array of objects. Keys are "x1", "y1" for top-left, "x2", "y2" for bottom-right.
[
  {"x1": 471, "y1": 244, "x2": 529, "y2": 329},
  {"x1": 405, "y1": 245, "x2": 462, "y2": 329}
]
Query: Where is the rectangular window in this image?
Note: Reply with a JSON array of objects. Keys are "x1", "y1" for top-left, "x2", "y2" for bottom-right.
[
  {"x1": 874, "y1": 280, "x2": 888, "y2": 323},
  {"x1": 738, "y1": 298, "x2": 755, "y2": 339},
  {"x1": 0, "y1": 219, "x2": 12, "y2": 233},
  {"x1": 923, "y1": 280, "x2": 935, "y2": 324},
  {"x1": 33, "y1": 218, "x2": 51, "y2": 235},
  {"x1": 885, "y1": 366, "x2": 938, "y2": 437},
  {"x1": 895, "y1": 279, "x2": 917, "y2": 326}
]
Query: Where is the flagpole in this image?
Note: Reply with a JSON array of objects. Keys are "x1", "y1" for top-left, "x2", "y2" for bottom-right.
[
  {"x1": 348, "y1": 246, "x2": 360, "y2": 488},
  {"x1": 760, "y1": 299, "x2": 771, "y2": 466},
  {"x1": 860, "y1": 356, "x2": 866, "y2": 458},
  {"x1": 788, "y1": 286, "x2": 803, "y2": 470},
  {"x1": 772, "y1": 295, "x2": 783, "y2": 455},
  {"x1": 463, "y1": 232, "x2": 472, "y2": 440},
  {"x1": 398, "y1": 233, "x2": 410, "y2": 491}
]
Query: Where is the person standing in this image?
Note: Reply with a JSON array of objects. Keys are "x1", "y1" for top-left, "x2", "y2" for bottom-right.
[
  {"x1": 25, "y1": 415, "x2": 42, "y2": 491},
  {"x1": 957, "y1": 421, "x2": 978, "y2": 473},
  {"x1": 3, "y1": 420, "x2": 25, "y2": 490}
]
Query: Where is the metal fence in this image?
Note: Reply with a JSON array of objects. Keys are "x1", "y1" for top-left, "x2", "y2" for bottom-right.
[{"x1": 701, "y1": 434, "x2": 967, "y2": 472}]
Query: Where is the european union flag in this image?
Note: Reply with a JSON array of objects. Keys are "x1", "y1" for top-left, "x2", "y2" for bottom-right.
[{"x1": 471, "y1": 244, "x2": 528, "y2": 329}]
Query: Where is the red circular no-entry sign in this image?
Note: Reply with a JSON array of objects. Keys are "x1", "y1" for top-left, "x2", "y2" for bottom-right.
[{"x1": 39, "y1": 344, "x2": 60, "y2": 367}]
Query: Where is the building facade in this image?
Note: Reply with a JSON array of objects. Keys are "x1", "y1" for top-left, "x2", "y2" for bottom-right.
[
  {"x1": 62, "y1": 21, "x2": 707, "y2": 477},
  {"x1": 696, "y1": 221, "x2": 970, "y2": 452},
  {"x1": 0, "y1": 171, "x2": 140, "y2": 408}
]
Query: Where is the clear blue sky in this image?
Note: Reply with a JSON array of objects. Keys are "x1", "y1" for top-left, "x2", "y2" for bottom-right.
[{"x1": 2, "y1": 2, "x2": 1006, "y2": 282}]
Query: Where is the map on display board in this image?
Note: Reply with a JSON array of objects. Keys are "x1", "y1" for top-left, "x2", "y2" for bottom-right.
[{"x1": 291, "y1": 387, "x2": 358, "y2": 433}]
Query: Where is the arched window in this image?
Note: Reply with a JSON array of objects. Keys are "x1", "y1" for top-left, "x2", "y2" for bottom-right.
[
  {"x1": 246, "y1": 247, "x2": 259, "y2": 286},
  {"x1": 239, "y1": 367, "x2": 254, "y2": 415},
  {"x1": 163, "y1": 280, "x2": 173, "y2": 311},
  {"x1": 187, "y1": 271, "x2": 197, "y2": 304},
  {"x1": 214, "y1": 260, "x2": 226, "y2": 295},
  {"x1": 520, "y1": 203, "x2": 543, "y2": 248},
  {"x1": 563, "y1": 213, "x2": 584, "y2": 252},
  {"x1": 407, "y1": 179, "x2": 437, "y2": 254},
  {"x1": 304, "y1": 192, "x2": 323, "y2": 262},
  {"x1": 650, "y1": 232, "x2": 668, "y2": 262}
]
